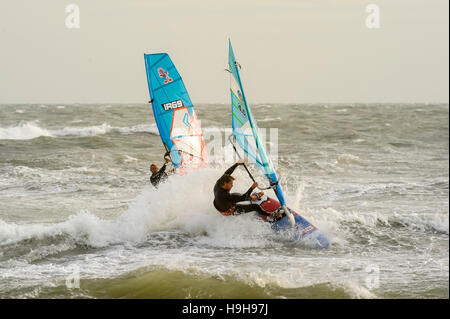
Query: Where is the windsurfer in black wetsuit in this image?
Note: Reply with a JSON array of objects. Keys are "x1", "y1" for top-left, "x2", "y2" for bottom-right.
[
  {"x1": 213, "y1": 160, "x2": 278, "y2": 218},
  {"x1": 150, "y1": 156, "x2": 171, "y2": 187}
]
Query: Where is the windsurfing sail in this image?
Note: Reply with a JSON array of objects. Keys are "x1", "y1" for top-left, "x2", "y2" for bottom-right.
[
  {"x1": 144, "y1": 53, "x2": 207, "y2": 170},
  {"x1": 227, "y1": 40, "x2": 288, "y2": 208}
]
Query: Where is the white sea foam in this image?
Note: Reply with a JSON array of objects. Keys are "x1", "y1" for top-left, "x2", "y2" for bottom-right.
[
  {"x1": 0, "y1": 122, "x2": 159, "y2": 140},
  {"x1": 1, "y1": 164, "x2": 447, "y2": 251},
  {"x1": 0, "y1": 122, "x2": 52, "y2": 140},
  {"x1": 0, "y1": 168, "x2": 245, "y2": 247},
  {"x1": 0, "y1": 167, "x2": 324, "y2": 249},
  {"x1": 52, "y1": 123, "x2": 113, "y2": 137}
]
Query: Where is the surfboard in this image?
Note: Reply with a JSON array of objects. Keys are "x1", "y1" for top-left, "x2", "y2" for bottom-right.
[
  {"x1": 144, "y1": 53, "x2": 207, "y2": 171},
  {"x1": 250, "y1": 195, "x2": 329, "y2": 248},
  {"x1": 227, "y1": 40, "x2": 329, "y2": 249}
]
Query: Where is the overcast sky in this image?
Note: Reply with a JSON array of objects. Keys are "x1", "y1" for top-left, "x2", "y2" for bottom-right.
[{"x1": 0, "y1": 0, "x2": 448, "y2": 104}]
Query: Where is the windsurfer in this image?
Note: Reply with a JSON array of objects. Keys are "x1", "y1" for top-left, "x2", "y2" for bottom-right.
[
  {"x1": 213, "y1": 160, "x2": 281, "y2": 219},
  {"x1": 150, "y1": 154, "x2": 172, "y2": 187}
]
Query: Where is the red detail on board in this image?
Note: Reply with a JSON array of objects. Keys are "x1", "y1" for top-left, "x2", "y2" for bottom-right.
[{"x1": 257, "y1": 195, "x2": 300, "y2": 220}]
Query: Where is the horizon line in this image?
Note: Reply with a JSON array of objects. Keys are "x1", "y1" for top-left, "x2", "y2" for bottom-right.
[{"x1": 0, "y1": 101, "x2": 449, "y2": 106}]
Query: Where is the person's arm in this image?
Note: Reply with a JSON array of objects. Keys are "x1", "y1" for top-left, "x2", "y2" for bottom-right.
[
  {"x1": 151, "y1": 164, "x2": 167, "y2": 185},
  {"x1": 229, "y1": 182, "x2": 258, "y2": 203},
  {"x1": 158, "y1": 163, "x2": 167, "y2": 175},
  {"x1": 243, "y1": 186, "x2": 254, "y2": 199},
  {"x1": 229, "y1": 192, "x2": 247, "y2": 203},
  {"x1": 224, "y1": 163, "x2": 238, "y2": 175}
]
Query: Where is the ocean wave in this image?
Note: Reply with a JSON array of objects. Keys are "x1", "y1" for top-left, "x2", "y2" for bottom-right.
[
  {"x1": 0, "y1": 169, "x2": 251, "y2": 247},
  {"x1": 308, "y1": 207, "x2": 449, "y2": 236},
  {"x1": 3, "y1": 265, "x2": 375, "y2": 298},
  {"x1": 0, "y1": 122, "x2": 159, "y2": 140},
  {"x1": 0, "y1": 122, "x2": 52, "y2": 140},
  {"x1": 1, "y1": 169, "x2": 447, "y2": 253},
  {"x1": 0, "y1": 167, "x2": 330, "y2": 252},
  {"x1": 0, "y1": 172, "x2": 446, "y2": 299},
  {"x1": 52, "y1": 123, "x2": 159, "y2": 137},
  {"x1": 36, "y1": 267, "x2": 369, "y2": 299}
]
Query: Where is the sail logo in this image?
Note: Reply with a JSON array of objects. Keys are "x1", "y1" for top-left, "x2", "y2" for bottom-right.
[
  {"x1": 158, "y1": 67, "x2": 173, "y2": 84},
  {"x1": 233, "y1": 89, "x2": 246, "y2": 117},
  {"x1": 162, "y1": 99, "x2": 184, "y2": 111},
  {"x1": 236, "y1": 102, "x2": 246, "y2": 117},
  {"x1": 182, "y1": 113, "x2": 190, "y2": 127},
  {"x1": 237, "y1": 89, "x2": 243, "y2": 101}
]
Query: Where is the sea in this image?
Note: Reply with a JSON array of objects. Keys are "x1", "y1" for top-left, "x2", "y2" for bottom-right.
[{"x1": 0, "y1": 103, "x2": 448, "y2": 298}]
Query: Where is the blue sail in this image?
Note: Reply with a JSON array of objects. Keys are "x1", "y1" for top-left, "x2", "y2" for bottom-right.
[
  {"x1": 144, "y1": 53, "x2": 207, "y2": 169},
  {"x1": 228, "y1": 40, "x2": 287, "y2": 206}
]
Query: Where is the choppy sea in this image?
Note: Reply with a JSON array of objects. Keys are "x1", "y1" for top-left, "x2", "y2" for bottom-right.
[{"x1": 0, "y1": 103, "x2": 448, "y2": 298}]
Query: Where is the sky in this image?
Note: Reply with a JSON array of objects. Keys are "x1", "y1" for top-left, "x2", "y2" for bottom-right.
[{"x1": 0, "y1": 0, "x2": 448, "y2": 104}]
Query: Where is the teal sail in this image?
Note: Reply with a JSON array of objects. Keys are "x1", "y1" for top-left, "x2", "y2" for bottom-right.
[
  {"x1": 228, "y1": 40, "x2": 287, "y2": 206},
  {"x1": 144, "y1": 53, "x2": 207, "y2": 170}
]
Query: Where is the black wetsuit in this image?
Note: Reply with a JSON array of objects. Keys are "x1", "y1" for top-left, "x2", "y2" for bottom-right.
[
  {"x1": 213, "y1": 163, "x2": 269, "y2": 216},
  {"x1": 150, "y1": 163, "x2": 168, "y2": 187}
]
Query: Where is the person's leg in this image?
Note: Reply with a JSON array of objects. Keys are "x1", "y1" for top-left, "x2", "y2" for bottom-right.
[{"x1": 234, "y1": 203, "x2": 270, "y2": 216}]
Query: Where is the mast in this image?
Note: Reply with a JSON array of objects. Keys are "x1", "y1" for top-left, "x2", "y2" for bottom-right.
[{"x1": 228, "y1": 40, "x2": 295, "y2": 226}]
